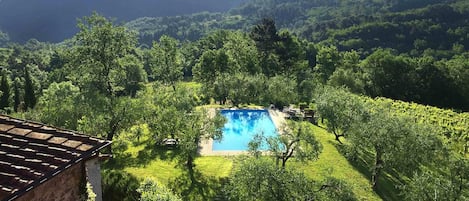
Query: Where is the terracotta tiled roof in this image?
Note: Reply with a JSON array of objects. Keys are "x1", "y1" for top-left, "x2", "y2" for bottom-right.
[{"x1": 0, "y1": 115, "x2": 111, "y2": 201}]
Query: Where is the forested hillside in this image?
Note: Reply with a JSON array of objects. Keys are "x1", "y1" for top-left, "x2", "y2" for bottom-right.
[
  {"x1": 128, "y1": 0, "x2": 469, "y2": 58},
  {"x1": 0, "y1": 0, "x2": 245, "y2": 42}
]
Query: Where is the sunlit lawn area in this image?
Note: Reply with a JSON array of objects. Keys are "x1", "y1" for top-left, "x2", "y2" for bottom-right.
[
  {"x1": 290, "y1": 125, "x2": 381, "y2": 201},
  {"x1": 117, "y1": 123, "x2": 388, "y2": 200},
  {"x1": 124, "y1": 156, "x2": 233, "y2": 185}
]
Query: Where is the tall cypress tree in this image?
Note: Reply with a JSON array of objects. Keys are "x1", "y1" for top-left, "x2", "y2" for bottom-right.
[
  {"x1": 24, "y1": 67, "x2": 36, "y2": 110},
  {"x1": 13, "y1": 77, "x2": 21, "y2": 112},
  {"x1": 0, "y1": 70, "x2": 10, "y2": 110}
]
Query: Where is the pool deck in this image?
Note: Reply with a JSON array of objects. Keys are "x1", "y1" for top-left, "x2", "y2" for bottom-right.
[{"x1": 199, "y1": 108, "x2": 286, "y2": 156}]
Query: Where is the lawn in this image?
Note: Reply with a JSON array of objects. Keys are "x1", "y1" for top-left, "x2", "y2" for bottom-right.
[
  {"x1": 290, "y1": 125, "x2": 381, "y2": 200},
  {"x1": 117, "y1": 124, "x2": 386, "y2": 200}
]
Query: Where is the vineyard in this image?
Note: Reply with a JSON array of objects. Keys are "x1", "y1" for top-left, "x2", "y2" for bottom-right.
[{"x1": 362, "y1": 97, "x2": 469, "y2": 156}]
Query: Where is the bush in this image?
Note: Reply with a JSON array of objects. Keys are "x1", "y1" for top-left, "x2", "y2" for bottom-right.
[{"x1": 102, "y1": 170, "x2": 140, "y2": 201}]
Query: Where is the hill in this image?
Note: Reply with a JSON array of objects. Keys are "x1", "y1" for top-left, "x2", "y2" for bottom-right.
[
  {"x1": 0, "y1": 0, "x2": 245, "y2": 42},
  {"x1": 126, "y1": 0, "x2": 469, "y2": 57}
]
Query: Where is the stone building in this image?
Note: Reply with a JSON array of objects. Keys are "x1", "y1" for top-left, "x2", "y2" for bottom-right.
[{"x1": 0, "y1": 115, "x2": 111, "y2": 201}]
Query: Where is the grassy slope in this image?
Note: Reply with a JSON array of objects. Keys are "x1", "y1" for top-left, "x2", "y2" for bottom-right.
[
  {"x1": 290, "y1": 125, "x2": 381, "y2": 200},
  {"x1": 122, "y1": 125, "x2": 382, "y2": 200}
]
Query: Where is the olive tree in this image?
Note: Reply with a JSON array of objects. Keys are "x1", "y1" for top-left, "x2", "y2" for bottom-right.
[
  {"x1": 316, "y1": 87, "x2": 368, "y2": 143},
  {"x1": 249, "y1": 121, "x2": 322, "y2": 168},
  {"x1": 348, "y1": 107, "x2": 443, "y2": 190}
]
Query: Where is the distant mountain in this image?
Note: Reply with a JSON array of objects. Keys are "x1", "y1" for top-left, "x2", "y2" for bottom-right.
[{"x1": 0, "y1": 0, "x2": 245, "y2": 43}]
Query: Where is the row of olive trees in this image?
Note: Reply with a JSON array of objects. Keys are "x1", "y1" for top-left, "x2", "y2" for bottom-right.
[{"x1": 316, "y1": 87, "x2": 468, "y2": 199}]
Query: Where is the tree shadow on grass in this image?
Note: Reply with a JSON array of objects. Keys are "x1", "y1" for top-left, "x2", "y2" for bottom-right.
[
  {"x1": 134, "y1": 144, "x2": 180, "y2": 166},
  {"x1": 168, "y1": 168, "x2": 227, "y2": 201},
  {"x1": 102, "y1": 152, "x2": 135, "y2": 169},
  {"x1": 334, "y1": 143, "x2": 403, "y2": 201},
  {"x1": 103, "y1": 142, "x2": 180, "y2": 169}
]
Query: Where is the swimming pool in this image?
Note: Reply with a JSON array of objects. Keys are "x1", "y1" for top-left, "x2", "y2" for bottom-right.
[{"x1": 213, "y1": 109, "x2": 278, "y2": 151}]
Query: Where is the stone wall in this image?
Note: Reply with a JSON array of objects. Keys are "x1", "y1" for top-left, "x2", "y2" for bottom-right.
[{"x1": 16, "y1": 162, "x2": 84, "y2": 201}]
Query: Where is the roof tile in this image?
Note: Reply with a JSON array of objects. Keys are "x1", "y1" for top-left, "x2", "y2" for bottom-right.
[
  {"x1": 7, "y1": 128, "x2": 32, "y2": 136},
  {"x1": 26, "y1": 132, "x2": 52, "y2": 141},
  {"x1": 61, "y1": 140, "x2": 83, "y2": 148},
  {"x1": 76, "y1": 144, "x2": 93, "y2": 152},
  {"x1": 0, "y1": 124, "x2": 15, "y2": 132},
  {"x1": 47, "y1": 137, "x2": 68, "y2": 145}
]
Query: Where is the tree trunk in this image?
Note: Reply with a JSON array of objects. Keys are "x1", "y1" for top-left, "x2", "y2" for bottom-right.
[
  {"x1": 106, "y1": 111, "x2": 121, "y2": 154},
  {"x1": 186, "y1": 155, "x2": 194, "y2": 170},
  {"x1": 105, "y1": 124, "x2": 118, "y2": 154},
  {"x1": 334, "y1": 134, "x2": 343, "y2": 144},
  {"x1": 281, "y1": 158, "x2": 287, "y2": 169},
  {"x1": 332, "y1": 129, "x2": 344, "y2": 144},
  {"x1": 275, "y1": 156, "x2": 280, "y2": 168},
  {"x1": 372, "y1": 149, "x2": 383, "y2": 191}
]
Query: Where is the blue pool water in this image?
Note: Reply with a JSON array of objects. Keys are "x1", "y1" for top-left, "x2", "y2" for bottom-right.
[{"x1": 213, "y1": 109, "x2": 277, "y2": 151}]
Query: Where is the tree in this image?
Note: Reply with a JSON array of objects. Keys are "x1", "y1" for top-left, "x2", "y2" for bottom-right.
[
  {"x1": 69, "y1": 13, "x2": 143, "y2": 146},
  {"x1": 118, "y1": 54, "x2": 147, "y2": 97},
  {"x1": 403, "y1": 157, "x2": 469, "y2": 201},
  {"x1": 178, "y1": 109, "x2": 226, "y2": 171},
  {"x1": 314, "y1": 45, "x2": 341, "y2": 83},
  {"x1": 138, "y1": 84, "x2": 224, "y2": 171},
  {"x1": 414, "y1": 56, "x2": 464, "y2": 109},
  {"x1": 250, "y1": 18, "x2": 280, "y2": 54},
  {"x1": 102, "y1": 170, "x2": 140, "y2": 201},
  {"x1": 348, "y1": 107, "x2": 443, "y2": 190},
  {"x1": 13, "y1": 77, "x2": 21, "y2": 112},
  {"x1": 250, "y1": 18, "x2": 281, "y2": 76},
  {"x1": 263, "y1": 75, "x2": 297, "y2": 109},
  {"x1": 226, "y1": 73, "x2": 266, "y2": 106},
  {"x1": 149, "y1": 35, "x2": 183, "y2": 91},
  {"x1": 71, "y1": 12, "x2": 138, "y2": 97},
  {"x1": 193, "y1": 49, "x2": 229, "y2": 84},
  {"x1": 222, "y1": 31, "x2": 260, "y2": 74},
  {"x1": 276, "y1": 30, "x2": 307, "y2": 77},
  {"x1": 315, "y1": 177, "x2": 357, "y2": 201},
  {"x1": 261, "y1": 121, "x2": 322, "y2": 168},
  {"x1": 316, "y1": 87, "x2": 367, "y2": 143},
  {"x1": 328, "y1": 50, "x2": 365, "y2": 94},
  {"x1": 225, "y1": 158, "x2": 316, "y2": 201},
  {"x1": 441, "y1": 55, "x2": 469, "y2": 111},
  {"x1": 361, "y1": 49, "x2": 419, "y2": 101},
  {"x1": 137, "y1": 178, "x2": 182, "y2": 201},
  {"x1": 23, "y1": 66, "x2": 36, "y2": 110},
  {"x1": 141, "y1": 84, "x2": 199, "y2": 144},
  {"x1": 34, "y1": 82, "x2": 82, "y2": 130},
  {"x1": 0, "y1": 70, "x2": 10, "y2": 110},
  {"x1": 225, "y1": 157, "x2": 357, "y2": 201}
]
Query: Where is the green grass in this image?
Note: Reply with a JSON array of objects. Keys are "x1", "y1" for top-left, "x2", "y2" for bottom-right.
[
  {"x1": 290, "y1": 125, "x2": 381, "y2": 201},
  {"x1": 194, "y1": 157, "x2": 233, "y2": 178},
  {"x1": 125, "y1": 159, "x2": 182, "y2": 185},
  {"x1": 177, "y1": 81, "x2": 202, "y2": 89},
  {"x1": 115, "y1": 123, "x2": 387, "y2": 200},
  {"x1": 121, "y1": 130, "x2": 233, "y2": 184}
]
